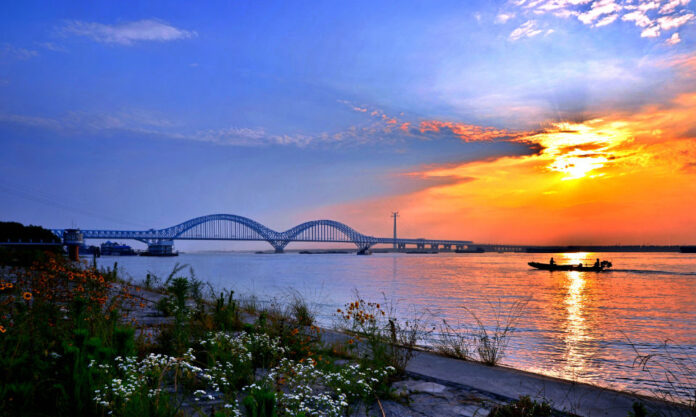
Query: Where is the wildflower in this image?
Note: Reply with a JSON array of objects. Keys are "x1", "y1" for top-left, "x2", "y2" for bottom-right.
[
  {"x1": 22, "y1": 292, "x2": 32, "y2": 301},
  {"x1": 0, "y1": 325, "x2": 5, "y2": 333}
]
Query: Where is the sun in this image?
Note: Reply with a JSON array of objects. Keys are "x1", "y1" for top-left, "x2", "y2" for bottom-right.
[
  {"x1": 529, "y1": 121, "x2": 633, "y2": 180},
  {"x1": 548, "y1": 154, "x2": 609, "y2": 180}
]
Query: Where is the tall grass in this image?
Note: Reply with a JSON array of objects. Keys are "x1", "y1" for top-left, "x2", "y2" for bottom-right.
[
  {"x1": 466, "y1": 298, "x2": 529, "y2": 366},
  {"x1": 287, "y1": 290, "x2": 316, "y2": 327},
  {"x1": 435, "y1": 319, "x2": 474, "y2": 360},
  {"x1": 434, "y1": 298, "x2": 529, "y2": 366},
  {"x1": 631, "y1": 339, "x2": 696, "y2": 416},
  {"x1": 336, "y1": 291, "x2": 431, "y2": 374}
]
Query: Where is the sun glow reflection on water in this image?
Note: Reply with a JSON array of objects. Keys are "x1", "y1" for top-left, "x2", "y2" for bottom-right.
[
  {"x1": 97, "y1": 251, "x2": 696, "y2": 401},
  {"x1": 563, "y1": 270, "x2": 589, "y2": 378}
]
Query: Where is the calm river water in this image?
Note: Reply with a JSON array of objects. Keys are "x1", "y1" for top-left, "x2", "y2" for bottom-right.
[{"x1": 97, "y1": 251, "x2": 696, "y2": 400}]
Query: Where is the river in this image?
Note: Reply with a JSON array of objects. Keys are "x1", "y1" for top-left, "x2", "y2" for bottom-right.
[{"x1": 96, "y1": 251, "x2": 696, "y2": 402}]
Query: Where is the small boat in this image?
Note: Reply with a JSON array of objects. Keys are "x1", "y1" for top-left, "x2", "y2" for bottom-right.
[
  {"x1": 455, "y1": 247, "x2": 485, "y2": 253},
  {"x1": 528, "y1": 260, "x2": 612, "y2": 272}
]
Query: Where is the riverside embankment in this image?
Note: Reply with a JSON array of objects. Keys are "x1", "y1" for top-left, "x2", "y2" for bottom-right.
[{"x1": 122, "y1": 282, "x2": 688, "y2": 417}]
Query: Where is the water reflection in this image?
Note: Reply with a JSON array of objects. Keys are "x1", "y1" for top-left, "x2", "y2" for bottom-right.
[
  {"x1": 563, "y1": 270, "x2": 589, "y2": 377},
  {"x1": 97, "y1": 251, "x2": 696, "y2": 400}
]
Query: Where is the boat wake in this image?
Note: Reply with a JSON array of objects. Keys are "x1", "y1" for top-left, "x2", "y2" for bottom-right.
[{"x1": 611, "y1": 269, "x2": 696, "y2": 276}]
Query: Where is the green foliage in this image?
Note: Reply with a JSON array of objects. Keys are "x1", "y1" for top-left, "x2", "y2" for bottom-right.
[
  {"x1": 287, "y1": 291, "x2": 315, "y2": 327},
  {"x1": 336, "y1": 294, "x2": 427, "y2": 374},
  {"x1": 489, "y1": 396, "x2": 553, "y2": 417},
  {"x1": 213, "y1": 290, "x2": 242, "y2": 331},
  {"x1": 627, "y1": 402, "x2": 659, "y2": 417},
  {"x1": 0, "y1": 256, "x2": 137, "y2": 416},
  {"x1": 243, "y1": 383, "x2": 278, "y2": 417}
]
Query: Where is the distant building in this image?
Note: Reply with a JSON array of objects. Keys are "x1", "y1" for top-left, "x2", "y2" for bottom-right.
[
  {"x1": 141, "y1": 240, "x2": 178, "y2": 256},
  {"x1": 100, "y1": 241, "x2": 137, "y2": 256}
]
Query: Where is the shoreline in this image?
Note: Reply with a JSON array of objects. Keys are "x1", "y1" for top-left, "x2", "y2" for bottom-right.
[{"x1": 123, "y1": 281, "x2": 688, "y2": 416}]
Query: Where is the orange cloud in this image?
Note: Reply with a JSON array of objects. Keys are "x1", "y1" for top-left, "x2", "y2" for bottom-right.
[
  {"x1": 316, "y1": 93, "x2": 696, "y2": 245},
  {"x1": 418, "y1": 120, "x2": 519, "y2": 142}
]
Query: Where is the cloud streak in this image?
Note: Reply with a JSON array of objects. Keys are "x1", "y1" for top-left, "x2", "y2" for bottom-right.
[
  {"x1": 61, "y1": 19, "x2": 197, "y2": 45},
  {"x1": 509, "y1": 20, "x2": 544, "y2": 40}
]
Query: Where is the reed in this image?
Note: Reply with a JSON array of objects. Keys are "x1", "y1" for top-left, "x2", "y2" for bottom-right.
[{"x1": 465, "y1": 298, "x2": 529, "y2": 366}]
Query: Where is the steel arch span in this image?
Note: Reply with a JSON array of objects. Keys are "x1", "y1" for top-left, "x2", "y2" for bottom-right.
[{"x1": 52, "y1": 213, "x2": 473, "y2": 252}]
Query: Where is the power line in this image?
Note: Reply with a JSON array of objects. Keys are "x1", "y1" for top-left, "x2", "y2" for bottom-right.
[{"x1": 0, "y1": 181, "x2": 150, "y2": 228}]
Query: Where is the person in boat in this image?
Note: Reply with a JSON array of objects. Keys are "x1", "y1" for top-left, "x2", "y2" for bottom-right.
[
  {"x1": 594, "y1": 258, "x2": 600, "y2": 268},
  {"x1": 549, "y1": 257, "x2": 555, "y2": 265}
]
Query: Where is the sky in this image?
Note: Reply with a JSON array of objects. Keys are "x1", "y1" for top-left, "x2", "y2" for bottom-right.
[{"x1": 1, "y1": 0, "x2": 695, "y2": 247}]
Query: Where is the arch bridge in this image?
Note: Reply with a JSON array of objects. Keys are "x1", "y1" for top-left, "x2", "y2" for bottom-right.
[{"x1": 52, "y1": 213, "x2": 474, "y2": 253}]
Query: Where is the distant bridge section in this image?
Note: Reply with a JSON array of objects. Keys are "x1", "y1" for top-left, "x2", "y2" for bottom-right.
[{"x1": 52, "y1": 213, "x2": 474, "y2": 253}]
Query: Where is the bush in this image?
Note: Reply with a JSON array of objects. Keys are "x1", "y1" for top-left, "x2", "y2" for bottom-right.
[
  {"x1": 0, "y1": 255, "x2": 138, "y2": 415},
  {"x1": 287, "y1": 291, "x2": 315, "y2": 327},
  {"x1": 336, "y1": 293, "x2": 428, "y2": 374},
  {"x1": 489, "y1": 396, "x2": 553, "y2": 417}
]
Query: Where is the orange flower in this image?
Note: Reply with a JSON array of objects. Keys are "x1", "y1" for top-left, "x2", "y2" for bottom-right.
[
  {"x1": 6, "y1": 283, "x2": 12, "y2": 289},
  {"x1": 22, "y1": 292, "x2": 32, "y2": 301},
  {"x1": 0, "y1": 325, "x2": 5, "y2": 333}
]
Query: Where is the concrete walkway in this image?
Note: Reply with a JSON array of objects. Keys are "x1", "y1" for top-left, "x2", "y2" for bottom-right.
[
  {"x1": 119, "y1": 285, "x2": 686, "y2": 417},
  {"x1": 406, "y1": 350, "x2": 683, "y2": 417}
]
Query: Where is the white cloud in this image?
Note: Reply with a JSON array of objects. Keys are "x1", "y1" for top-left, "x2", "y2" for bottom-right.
[
  {"x1": 657, "y1": 13, "x2": 695, "y2": 30},
  {"x1": 641, "y1": 25, "x2": 661, "y2": 37},
  {"x1": 61, "y1": 19, "x2": 196, "y2": 45},
  {"x1": 1, "y1": 43, "x2": 38, "y2": 60},
  {"x1": 622, "y1": 10, "x2": 653, "y2": 27},
  {"x1": 577, "y1": 0, "x2": 622, "y2": 25},
  {"x1": 496, "y1": 12, "x2": 516, "y2": 23},
  {"x1": 661, "y1": 0, "x2": 691, "y2": 14},
  {"x1": 509, "y1": 0, "x2": 695, "y2": 40},
  {"x1": 37, "y1": 42, "x2": 68, "y2": 52},
  {"x1": 666, "y1": 32, "x2": 682, "y2": 44},
  {"x1": 595, "y1": 13, "x2": 620, "y2": 26},
  {"x1": 637, "y1": 1, "x2": 660, "y2": 12},
  {"x1": 509, "y1": 20, "x2": 544, "y2": 40}
]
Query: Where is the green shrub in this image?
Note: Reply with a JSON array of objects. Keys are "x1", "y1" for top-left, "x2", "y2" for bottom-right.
[{"x1": 243, "y1": 382, "x2": 277, "y2": 417}]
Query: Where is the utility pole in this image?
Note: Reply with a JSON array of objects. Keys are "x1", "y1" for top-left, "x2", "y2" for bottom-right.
[{"x1": 391, "y1": 212, "x2": 399, "y2": 250}]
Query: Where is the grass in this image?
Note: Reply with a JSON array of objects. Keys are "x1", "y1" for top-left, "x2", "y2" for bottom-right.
[
  {"x1": 1, "y1": 256, "x2": 402, "y2": 416},
  {"x1": 435, "y1": 318, "x2": 474, "y2": 360},
  {"x1": 631, "y1": 338, "x2": 696, "y2": 416},
  {"x1": 433, "y1": 297, "x2": 529, "y2": 366},
  {"x1": 287, "y1": 290, "x2": 316, "y2": 327},
  {"x1": 467, "y1": 298, "x2": 529, "y2": 366},
  {"x1": 334, "y1": 291, "x2": 430, "y2": 374}
]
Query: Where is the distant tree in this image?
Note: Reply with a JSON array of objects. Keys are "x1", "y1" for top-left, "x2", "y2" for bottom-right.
[{"x1": 0, "y1": 221, "x2": 62, "y2": 266}]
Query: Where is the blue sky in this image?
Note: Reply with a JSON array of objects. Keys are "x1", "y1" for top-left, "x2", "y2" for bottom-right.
[{"x1": 1, "y1": 0, "x2": 695, "y2": 246}]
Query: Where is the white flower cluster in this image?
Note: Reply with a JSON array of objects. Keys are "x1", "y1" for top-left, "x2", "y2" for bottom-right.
[
  {"x1": 261, "y1": 358, "x2": 395, "y2": 416},
  {"x1": 90, "y1": 349, "x2": 241, "y2": 417},
  {"x1": 325, "y1": 363, "x2": 396, "y2": 402},
  {"x1": 89, "y1": 330, "x2": 395, "y2": 417},
  {"x1": 200, "y1": 331, "x2": 285, "y2": 364}
]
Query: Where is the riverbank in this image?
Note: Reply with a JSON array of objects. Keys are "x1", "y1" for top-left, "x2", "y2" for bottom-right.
[
  {"x1": 2, "y1": 256, "x2": 693, "y2": 416},
  {"x1": 121, "y1": 281, "x2": 687, "y2": 417}
]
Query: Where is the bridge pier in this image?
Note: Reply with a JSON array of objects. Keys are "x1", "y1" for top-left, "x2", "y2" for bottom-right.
[
  {"x1": 443, "y1": 244, "x2": 452, "y2": 251},
  {"x1": 416, "y1": 243, "x2": 425, "y2": 249},
  {"x1": 274, "y1": 247, "x2": 284, "y2": 253},
  {"x1": 430, "y1": 243, "x2": 439, "y2": 250}
]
